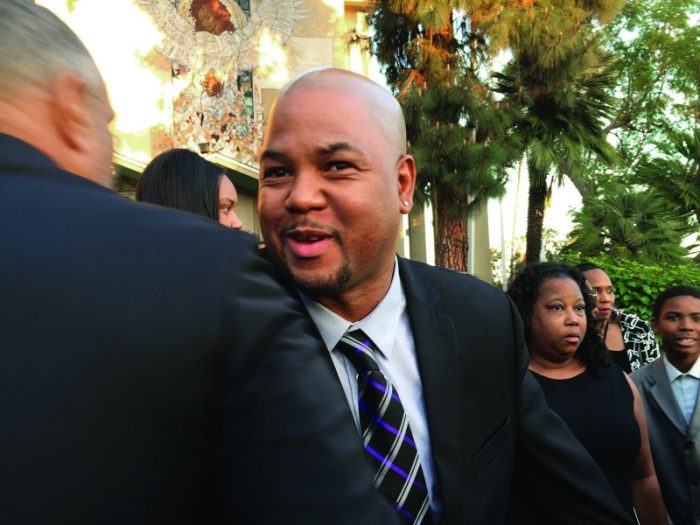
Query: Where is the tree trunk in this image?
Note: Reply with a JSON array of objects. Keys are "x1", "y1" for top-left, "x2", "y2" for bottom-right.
[
  {"x1": 434, "y1": 186, "x2": 468, "y2": 272},
  {"x1": 569, "y1": 176, "x2": 594, "y2": 199},
  {"x1": 525, "y1": 178, "x2": 547, "y2": 265}
]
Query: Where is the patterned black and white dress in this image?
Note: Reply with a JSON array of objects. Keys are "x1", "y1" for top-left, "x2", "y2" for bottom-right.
[{"x1": 609, "y1": 309, "x2": 661, "y2": 373}]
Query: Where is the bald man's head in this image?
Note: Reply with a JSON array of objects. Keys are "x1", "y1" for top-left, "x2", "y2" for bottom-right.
[
  {"x1": 269, "y1": 68, "x2": 407, "y2": 156},
  {"x1": 257, "y1": 67, "x2": 417, "y2": 320}
]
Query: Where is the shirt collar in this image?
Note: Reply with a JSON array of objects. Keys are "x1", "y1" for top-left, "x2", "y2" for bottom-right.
[
  {"x1": 299, "y1": 258, "x2": 405, "y2": 359},
  {"x1": 664, "y1": 354, "x2": 700, "y2": 382}
]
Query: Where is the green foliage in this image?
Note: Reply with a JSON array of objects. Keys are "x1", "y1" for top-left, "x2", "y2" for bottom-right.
[
  {"x1": 370, "y1": 0, "x2": 627, "y2": 268},
  {"x1": 542, "y1": 0, "x2": 699, "y2": 265},
  {"x1": 370, "y1": 0, "x2": 697, "y2": 268},
  {"x1": 494, "y1": 7, "x2": 623, "y2": 263},
  {"x1": 563, "y1": 184, "x2": 697, "y2": 264},
  {"x1": 370, "y1": 0, "x2": 529, "y2": 268},
  {"x1": 372, "y1": 3, "x2": 522, "y2": 217},
  {"x1": 632, "y1": 127, "x2": 700, "y2": 224},
  {"x1": 562, "y1": 254, "x2": 700, "y2": 320},
  {"x1": 603, "y1": 0, "x2": 699, "y2": 133},
  {"x1": 579, "y1": 0, "x2": 700, "y2": 193}
]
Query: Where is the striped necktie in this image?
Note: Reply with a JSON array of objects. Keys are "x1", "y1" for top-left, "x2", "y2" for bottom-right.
[{"x1": 336, "y1": 329, "x2": 432, "y2": 524}]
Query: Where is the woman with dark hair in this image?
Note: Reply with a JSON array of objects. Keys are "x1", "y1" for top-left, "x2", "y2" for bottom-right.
[
  {"x1": 576, "y1": 262, "x2": 660, "y2": 373},
  {"x1": 136, "y1": 148, "x2": 243, "y2": 229},
  {"x1": 507, "y1": 262, "x2": 666, "y2": 524}
]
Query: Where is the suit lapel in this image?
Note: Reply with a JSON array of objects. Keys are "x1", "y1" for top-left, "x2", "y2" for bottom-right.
[
  {"x1": 686, "y1": 376, "x2": 700, "y2": 438},
  {"x1": 647, "y1": 359, "x2": 688, "y2": 434},
  {"x1": 689, "y1": 401, "x2": 700, "y2": 438},
  {"x1": 398, "y1": 258, "x2": 462, "y2": 518}
]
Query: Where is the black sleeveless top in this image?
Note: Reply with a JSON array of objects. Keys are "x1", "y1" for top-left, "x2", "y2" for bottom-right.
[
  {"x1": 611, "y1": 349, "x2": 634, "y2": 374},
  {"x1": 532, "y1": 365, "x2": 640, "y2": 518}
]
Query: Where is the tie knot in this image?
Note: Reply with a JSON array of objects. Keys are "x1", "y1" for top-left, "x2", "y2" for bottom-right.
[{"x1": 336, "y1": 329, "x2": 380, "y2": 374}]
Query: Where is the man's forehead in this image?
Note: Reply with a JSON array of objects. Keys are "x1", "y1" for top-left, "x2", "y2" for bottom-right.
[
  {"x1": 278, "y1": 72, "x2": 397, "y2": 113},
  {"x1": 276, "y1": 83, "x2": 365, "y2": 112},
  {"x1": 663, "y1": 296, "x2": 700, "y2": 309},
  {"x1": 267, "y1": 89, "x2": 376, "y2": 139},
  {"x1": 268, "y1": 72, "x2": 406, "y2": 154},
  {"x1": 284, "y1": 68, "x2": 385, "y2": 95}
]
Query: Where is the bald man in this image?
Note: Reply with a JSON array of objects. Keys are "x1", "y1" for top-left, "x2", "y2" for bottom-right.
[
  {"x1": 258, "y1": 68, "x2": 635, "y2": 525},
  {"x1": 0, "y1": 4, "x2": 398, "y2": 524}
]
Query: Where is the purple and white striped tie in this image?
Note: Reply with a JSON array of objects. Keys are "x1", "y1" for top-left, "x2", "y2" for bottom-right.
[{"x1": 336, "y1": 329, "x2": 432, "y2": 524}]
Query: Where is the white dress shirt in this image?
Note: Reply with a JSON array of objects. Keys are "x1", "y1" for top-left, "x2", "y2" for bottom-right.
[
  {"x1": 665, "y1": 355, "x2": 700, "y2": 426},
  {"x1": 299, "y1": 258, "x2": 442, "y2": 517}
]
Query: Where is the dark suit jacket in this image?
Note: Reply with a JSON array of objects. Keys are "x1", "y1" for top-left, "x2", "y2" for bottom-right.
[
  {"x1": 0, "y1": 134, "x2": 398, "y2": 525},
  {"x1": 632, "y1": 359, "x2": 700, "y2": 525},
  {"x1": 394, "y1": 257, "x2": 633, "y2": 524}
]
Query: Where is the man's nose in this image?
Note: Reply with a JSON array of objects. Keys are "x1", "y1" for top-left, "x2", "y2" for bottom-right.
[
  {"x1": 285, "y1": 170, "x2": 326, "y2": 213},
  {"x1": 679, "y1": 316, "x2": 694, "y2": 331}
]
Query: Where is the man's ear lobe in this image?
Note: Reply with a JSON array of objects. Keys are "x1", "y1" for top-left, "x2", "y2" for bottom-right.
[
  {"x1": 49, "y1": 73, "x2": 91, "y2": 152},
  {"x1": 397, "y1": 154, "x2": 417, "y2": 213}
]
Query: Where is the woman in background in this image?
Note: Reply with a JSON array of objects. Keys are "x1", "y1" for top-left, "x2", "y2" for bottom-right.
[
  {"x1": 136, "y1": 148, "x2": 243, "y2": 230},
  {"x1": 576, "y1": 262, "x2": 660, "y2": 373},
  {"x1": 508, "y1": 262, "x2": 665, "y2": 524}
]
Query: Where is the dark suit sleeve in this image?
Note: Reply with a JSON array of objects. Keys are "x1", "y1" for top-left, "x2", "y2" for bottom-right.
[
  {"x1": 510, "y1": 299, "x2": 635, "y2": 525},
  {"x1": 215, "y1": 247, "x2": 398, "y2": 525}
]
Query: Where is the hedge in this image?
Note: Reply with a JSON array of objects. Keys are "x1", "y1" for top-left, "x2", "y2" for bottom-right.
[{"x1": 567, "y1": 254, "x2": 700, "y2": 322}]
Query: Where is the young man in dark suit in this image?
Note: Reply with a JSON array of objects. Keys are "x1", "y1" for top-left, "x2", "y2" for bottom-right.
[
  {"x1": 0, "y1": 3, "x2": 398, "y2": 524},
  {"x1": 632, "y1": 285, "x2": 700, "y2": 525},
  {"x1": 257, "y1": 67, "x2": 634, "y2": 524}
]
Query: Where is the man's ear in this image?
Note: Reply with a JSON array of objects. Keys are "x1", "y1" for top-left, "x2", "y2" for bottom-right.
[
  {"x1": 48, "y1": 73, "x2": 91, "y2": 152},
  {"x1": 651, "y1": 318, "x2": 659, "y2": 335},
  {"x1": 397, "y1": 154, "x2": 417, "y2": 214}
]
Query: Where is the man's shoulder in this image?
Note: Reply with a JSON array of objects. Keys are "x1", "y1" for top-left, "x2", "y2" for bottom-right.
[
  {"x1": 122, "y1": 203, "x2": 265, "y2": 284},
  {"x1": 399, "y1": 257, "x2": 506, "y2": 304},
  {"x1": 630, "y1": 358, "x2": 662, "y2": 386},
  {"x1": 1, "y1": 159, "x2": 261, "y2": 278},
  {"x1": 399, "y1": 257, "x2": 497, "y2": 291}
]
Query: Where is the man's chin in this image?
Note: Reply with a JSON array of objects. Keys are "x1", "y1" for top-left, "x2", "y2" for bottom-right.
[
  {"x1": 291, "y1": 267, "x2": 351, "y2": 298},
  {"x1": 266, "y1": 243, "x2": 351, "y2": 296}
]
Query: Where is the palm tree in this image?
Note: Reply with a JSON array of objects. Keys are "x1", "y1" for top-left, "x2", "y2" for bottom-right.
[
  {"x1": 498, "y1": 35, "x2": 620, "y2": 264},
  {"x1": 564, "y1": 184, "x2": 696, "y2": 264},
  {"x1": 633, "y1": 127, "x2": 700, "y2": 225},
  {"x1": 370, "y1": 1, "x2": 519, "y2": 271},
  {"x1": 369, "y1": 0, "x2": 624, "y2": 269}
]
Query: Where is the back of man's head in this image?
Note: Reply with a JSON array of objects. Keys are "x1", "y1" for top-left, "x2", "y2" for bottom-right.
[
  {"x1": 0, "y1": 0, "x2": 114, "y2": 186},
  {"x1": 0, "y1": 1, "x2": 100, "y2": 100}
]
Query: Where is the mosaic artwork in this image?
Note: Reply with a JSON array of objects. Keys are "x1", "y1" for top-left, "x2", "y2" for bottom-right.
[{"x1": 136, "y1": 0, "x2": 307, "y2": 165}]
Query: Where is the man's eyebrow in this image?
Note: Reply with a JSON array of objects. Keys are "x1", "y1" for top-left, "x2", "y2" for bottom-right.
[
  {"x1": 260, "y1": 149, "x2": 288, "y2": 162},
  {"x1": 317, "y1": 142, "x2": 362, "y2": 155},
  {"x1": 219, "y1": 197, "x2": 236, "y2": 205},
  {"x1": 663, "y1": 310, "x2": 687, "y2": 316},
  {"x1": 665, "y1": 310, "x2": 700, "y2": 316},
  {"x1": 261, "y1": 143, "x2": 363, "y2": 162}
]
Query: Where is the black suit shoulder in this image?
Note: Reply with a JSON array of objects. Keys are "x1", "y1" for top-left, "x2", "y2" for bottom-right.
[
  {"x1": 399, "y1": 257, "x2": 514, "y2": 314},
  {"x1": 0, "y1": 137, "x2": 399, "y2": 525}
]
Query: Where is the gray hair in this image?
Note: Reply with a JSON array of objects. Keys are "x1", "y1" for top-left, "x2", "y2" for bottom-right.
[{"x1": 0, "y1": 1, "x2": 102, "y2": 100}]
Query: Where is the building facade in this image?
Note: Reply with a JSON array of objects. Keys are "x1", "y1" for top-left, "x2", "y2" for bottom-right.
[{"x1": 44, "y1": 0, "x2": 492, "y2": 280}]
